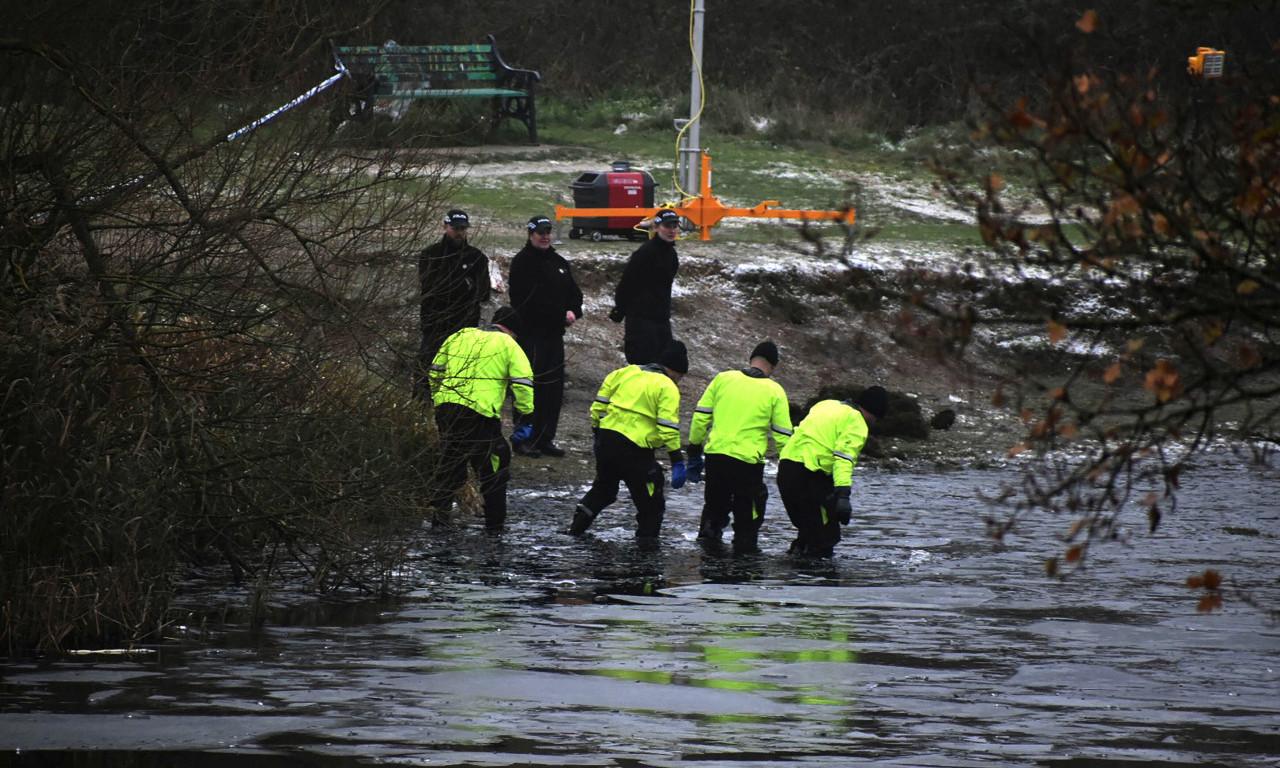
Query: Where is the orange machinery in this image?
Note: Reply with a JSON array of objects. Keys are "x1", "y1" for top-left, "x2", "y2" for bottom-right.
[{"x1": 554, "y1": 150, "x2": 856, "y2": 241}]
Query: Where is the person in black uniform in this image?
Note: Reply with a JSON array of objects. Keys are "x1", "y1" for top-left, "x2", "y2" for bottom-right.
[
  {"x1": 609, "y1": 208, "x2": 680, "y2": 365},
  {"x1": 416, "y1": 209, "x2": 490, "y2": 397},
  {"x1": 507, "y1": 215, "x2": 584, "y2": 458}
]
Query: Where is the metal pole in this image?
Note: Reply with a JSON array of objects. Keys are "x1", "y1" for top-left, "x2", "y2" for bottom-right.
[{"x1": 681, "y1": 0, "x2": 706, "y2": 195}]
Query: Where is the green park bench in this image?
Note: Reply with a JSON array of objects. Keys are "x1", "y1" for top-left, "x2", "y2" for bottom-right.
[{"x1": 330, "y1": 36, "x2": 541, "y2": 143}]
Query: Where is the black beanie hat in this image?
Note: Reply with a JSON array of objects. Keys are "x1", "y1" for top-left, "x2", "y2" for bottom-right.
[
  {"x1": 491, "y1": 306, "x2": 519, "y2": 331},
  {"x1": 854, "y1": 385, "x2": 890, "y2": 421},
  {"x1": 749, "y1": 340, "x2": 780, "y2": 367},
  {"x1": 658, "y1": 339, "x2": 689, "y2": 375}
]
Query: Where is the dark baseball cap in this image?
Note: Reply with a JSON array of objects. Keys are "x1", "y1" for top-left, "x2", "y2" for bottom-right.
[
  {"x1": 444, "y1": 209, "x2": 470, "y2": 228},
  {"x1": 527, "y1": 215, "x2": 553, "y2": 232},
  {"x1": 653, "y1": 209, "x2": 680, "y2": 227}
]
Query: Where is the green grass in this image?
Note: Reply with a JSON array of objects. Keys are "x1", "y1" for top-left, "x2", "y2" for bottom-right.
[{"x1": 394, "y1": 93, "x2": 997, "y2": 249}]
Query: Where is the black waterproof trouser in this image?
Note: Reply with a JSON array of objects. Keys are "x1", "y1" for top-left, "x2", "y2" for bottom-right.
[
  {"x1": 776, "y1": 458, "x2": 841, "y2": 557},
  {"x1": 623, "y1": 316, "x2": 672, "y2": 366},
  {"x1": 699, "y1": 453, "x2": 768, "y2": 553},
  {"x1": 430, "y1": 403, "x2": 513, "y2": 530},
  {"x1": 518, "y1": 332, "x2": 565, "y2": 449},
  {"x1": 578, "y1": 429, "x2": 666, "y2": 538}
]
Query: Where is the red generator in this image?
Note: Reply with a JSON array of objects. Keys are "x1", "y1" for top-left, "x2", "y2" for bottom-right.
[{"x1": 567, "y1": 161, "x2": 656, "y2": 241}]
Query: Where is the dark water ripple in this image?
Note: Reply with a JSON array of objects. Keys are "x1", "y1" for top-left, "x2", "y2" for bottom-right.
[{"x1": 1, "y1": 452, "x2": 1277, "y2": 767}]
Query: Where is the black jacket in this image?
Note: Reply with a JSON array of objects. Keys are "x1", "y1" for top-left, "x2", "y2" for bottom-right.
[
  {"x1": 508, "y1": 242, "x2": 584, "y2": 337},
  {"x1": 419, "y1": 235, "x2": 490, "y2": 339},
  {"x1": 613, "y1": 235, "x2": 678, "y2": 322}
]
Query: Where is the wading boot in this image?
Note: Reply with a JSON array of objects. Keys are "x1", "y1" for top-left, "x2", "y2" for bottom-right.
[
  {"x1": 513, "y1": 442, "x2": 542, "y2": 458},
  {"x1": 696, "y1": 520, "x2": 724, "y2": 552},
  {"x1": 635, "y1": 533, "x2": 661, "y2": 551},
  {"x1": 568, "y1": 504, "x2": 597, "y2": 536},
  {"x1": 635, "y1": 516, "x2": 662, "y2": 550},
  {"x1": 537, "y1": 442, "x2": 566, "y2": 458}
]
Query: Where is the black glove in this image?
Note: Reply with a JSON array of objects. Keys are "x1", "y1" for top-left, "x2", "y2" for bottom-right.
[
  {"x1": 608, "y1": 307, "x2": 625, "y2": 323},
  {"x1": 830, "y1": 487, "x2": 852, "y2": 526},
  {"x1": 685, "y1": 444, "x2": 704, "y2": 483}
]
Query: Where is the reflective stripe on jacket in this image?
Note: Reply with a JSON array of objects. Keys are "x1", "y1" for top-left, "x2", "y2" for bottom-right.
[
  {"x1": 590, "y1": 364, "x2": 681, "y2": 452},
  {"x1": 777, "y1": 399, "x2": 869, "y2": 488},
  {"x1": 689, "y1": 368, "x2": 792, "y2": 464},
  {"x1": 429, "y1": 326, "x2": 534, "y2": 418}
]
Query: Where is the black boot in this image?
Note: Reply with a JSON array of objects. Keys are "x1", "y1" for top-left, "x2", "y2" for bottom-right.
[
  {"x1": 697, "y1": 519, "x2": 724, "y2": 551},
  {"x1": 569, "y1": 504, "x2": 597, "y2": 536}
]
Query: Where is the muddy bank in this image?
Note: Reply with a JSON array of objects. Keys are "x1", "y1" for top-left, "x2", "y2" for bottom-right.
[{"x1": 498, "y1": 240, "x2": 1025, "y2": 492}]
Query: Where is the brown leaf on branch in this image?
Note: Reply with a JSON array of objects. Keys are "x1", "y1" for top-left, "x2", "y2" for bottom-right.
[
  {"x1": 1048, "y1": 320, "x2": 1068, "y2": 345},
  {"x1": 1103, "y1": 194, "x2": 1141, "y2": 229},
  {"x1": 1143, "y1": 359, "x2": 1183, "y2": 402}
]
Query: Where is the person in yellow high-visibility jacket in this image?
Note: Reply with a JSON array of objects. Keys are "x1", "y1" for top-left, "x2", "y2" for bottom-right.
[
  {"x1": 686, "y1": 341, "x2": 793, "y2": 554},
  {"x1": 777, "y1": 386, "x2": 888, "y2": 557},
  {"x1": 569, "y1": 340, "x2": 689, "y2": 544},
  {"x1": 428, "y1": 306, "x2": 534, "y2": 531}
]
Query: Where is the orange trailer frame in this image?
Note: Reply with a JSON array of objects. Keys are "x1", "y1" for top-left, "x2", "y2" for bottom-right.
[{"x1": 554, "y1": 150, "x2": 856, "y2": 241}]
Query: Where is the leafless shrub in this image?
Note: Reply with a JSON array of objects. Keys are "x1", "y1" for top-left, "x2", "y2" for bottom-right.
[{"x1": 0, "y1": 2, "x2": 468, "y2": 654}]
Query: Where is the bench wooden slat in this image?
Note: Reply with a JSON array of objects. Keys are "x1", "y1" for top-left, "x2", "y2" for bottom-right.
[
  {"x1": 339, "y1": 53, "x2": 497, "y2": 65},
  {"x1": 374, "y1": 73, "x2": 500, "y2": 85},
  {"x1": 336, "y1": 44, "x2": 492, "y2": 55},
  {"x1": 380, "y1": 89, "x2": 528, "y2": 99}
]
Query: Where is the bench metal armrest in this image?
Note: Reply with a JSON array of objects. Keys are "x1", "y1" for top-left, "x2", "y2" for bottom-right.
[{"x1": 487, "y1": 34, "x2": 541, "y2": 90}]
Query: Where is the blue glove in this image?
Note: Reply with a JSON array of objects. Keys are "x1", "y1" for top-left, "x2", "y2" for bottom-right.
[
  {"x1": 512, "y1": 424, "x2": 532, "y2": 444},
  {"x1": 671, "y1": 461, "x2": 687, "y2": 489},
  {"x1": 592, "y1": 429, "x2": 601, "y2": 457},
  {"x1": 686, "y1": 453, "x2": 704, "y2": 483}
]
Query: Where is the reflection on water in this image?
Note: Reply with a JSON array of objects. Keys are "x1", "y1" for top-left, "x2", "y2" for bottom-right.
[{"x1": 1, "y1": 451, "x2": 1278, "y2": 767}]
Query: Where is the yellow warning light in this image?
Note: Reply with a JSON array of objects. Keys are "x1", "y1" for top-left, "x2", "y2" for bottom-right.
[{"x1": 1187, "y1": 47, "x2": 1225, "y2": 78}]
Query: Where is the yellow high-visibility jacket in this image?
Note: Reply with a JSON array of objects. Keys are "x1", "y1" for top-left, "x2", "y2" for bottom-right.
[
  {"x1": 689, "y1": 368, "x2": 792, "y2": 463},
  {"x1": 778, "y1": 399, "x2": 869, "y2": 488},
  {"x1": 429, "y1": 326, "x2": 534, "y2": 419},
  {"x1": 590, "y1": 364, "x2": 681, "y2": 452}
]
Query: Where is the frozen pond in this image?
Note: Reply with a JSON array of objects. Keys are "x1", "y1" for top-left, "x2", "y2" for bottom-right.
[{"x1": 1, "y1": 451, "x2": 1278, "y2": 767}]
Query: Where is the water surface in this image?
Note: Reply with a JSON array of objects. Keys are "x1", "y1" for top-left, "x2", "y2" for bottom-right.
[{"x1": 2, "y1": 451, "x2": 1277, "y2": 767}]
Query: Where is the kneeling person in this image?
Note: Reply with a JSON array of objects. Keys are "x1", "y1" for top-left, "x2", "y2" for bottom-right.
[
  {"x1": 428, "y1": 307, "x2": 534, "y2": 531},
  {"x1": 570, "y1": 340, "x2": 690, "y2": 542},
  {"x1": 777, "y1": 386, "x2": 888, "y2": 557}
]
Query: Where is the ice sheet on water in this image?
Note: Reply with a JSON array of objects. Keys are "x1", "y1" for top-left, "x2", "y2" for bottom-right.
[{"x1": 652, "y1": 583, "x2": 996, "y2": 609}]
